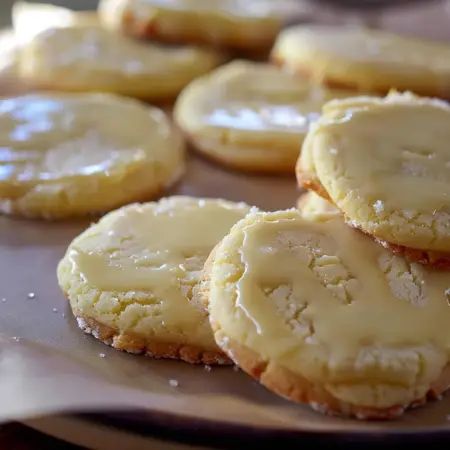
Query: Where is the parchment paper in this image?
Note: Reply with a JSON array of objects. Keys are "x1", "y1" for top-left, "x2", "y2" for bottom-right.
[
  {"x1": 0, "y1": 152, "x2": 448, "y2": 434},
  {"x1": 1, "y1": 3, "x2": 450, "y2": 431}
]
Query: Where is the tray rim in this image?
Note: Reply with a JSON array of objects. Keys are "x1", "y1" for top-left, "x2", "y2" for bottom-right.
[{"x1": 77, "y1": 407, "x2": 450, "y2": 447}]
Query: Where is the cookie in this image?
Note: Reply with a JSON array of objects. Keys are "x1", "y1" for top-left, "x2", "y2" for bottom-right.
[
  {"x1": 57, "y1": 196, "x2": 253, "y2": 364},
  {"x1": 297, "y1": 92, "x2": 450, "y2": 267},
  {"x1": 18, "y1": 26, "x2": 221, "y2": 101},
  {"x1": 1, "y1": 2, "x2": 98, "y2": 80},
  {"x1": 297, "y1": 191, "x2": 339, "y2": 219},
  {"x1": 99, "y1": 0, "x2": 304, "y2": 55},
  {"x1": 204, "y1": 209, "x2": 450, "y2": 418},
  {"x1": 271, "y1": 25, "x2": 450, "y2": 98},
  {"x1": 0, "y1": 93, "x2": 184, "y2": 219},
  {"x1": 12, "y1": 1, "x2": 99, "y2": 43},
  {"x1": 174, "y1": 61, "x2": 353, "y2": 173}
]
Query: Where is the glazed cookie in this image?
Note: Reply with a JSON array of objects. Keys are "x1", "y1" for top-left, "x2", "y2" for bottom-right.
[
  {"x1": 99, "y1": 0, "x2": 304, "y2": 55},
  {"x1": 0, "y1": 93, "x2": 184, "y2": 219},
  {"x1": 205, "y1": 209, "x2": 450, "y2": 418},
  {"x1": 18, "y1": 26, "x2": 221, "y2": 100},
  {"x1": 57, "y1": 196, "x2": 253, "y2": 364},
  {"x1": 174, "y1": 61, "x2": 352, "y2": 173},
  {"x1": 297, "y1": 191, "x2": 339, "y2": 219},
  {"x1": 297, "y1": 92, "x2": 450, "y2": 267},
  {"x1": 272, "y1": 25, "x2": 450, "y2": 98}
]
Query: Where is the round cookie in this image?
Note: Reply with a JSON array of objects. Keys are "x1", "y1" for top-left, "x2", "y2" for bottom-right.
[
  {"x1": 204, "y1": 209, "x2": 450, "y2": 418},
  {"x1": 0, "y1": 93, "x2": 184, "y2": 219},
  {"x1": 99, "y1": 0, "x2": 304, "y2": 55},
  {"x1": 174, "y1": 61, "x2": 353, "y2": 173},
  {"x1": 271, "y1": 25, "x2": 450, "y2": 98},
  {"x1": 297, "y1": 92, "x2": 450, "y2": 267},
  {"x1": 57, "y1": 196, "x2": 253, "y2": 364},
  {"x1": 297, "y1": 191, "x2": 339, "y2": 219},
  {"x1": 18, "y1": 26, "x2": 221, "y2": 101}
]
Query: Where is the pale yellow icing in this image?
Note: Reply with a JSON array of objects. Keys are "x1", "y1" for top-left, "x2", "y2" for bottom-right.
[
  {"x1": 18, "y1": 26, "x2": 220, "y2": 98},
  {"x1": 0, "y1": 93, "x2": 184, "y2": 217},
  {"x1": 272, "y1": 25, "x2": 450, "y2": 96},
  {"x1": 209, "y1": 209, "x2": 450, "y2": 408},
  {"x1": 299, "y1": 92, "x2": 450, "y2": 252},
  {"x1": 59, "y1": 196, "x2": 252, "y2": 349}
]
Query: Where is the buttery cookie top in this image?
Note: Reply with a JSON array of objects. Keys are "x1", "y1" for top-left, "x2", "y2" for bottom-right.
[
  {"x1": 272, "y1": 25, "x2": 450, "y2": 97},
  {"x1": 18, "y1": 26, "x2": 221, "y2": 99},
  {"x1": 207, "y1": 209, "x2": 450, "y2": 415},
  {"x1": 298, "y1": 92, "x2": 450, "y2": 253},
  {"x1": 58, "y1": 196, "x2": 252, "y2": 360},
  {"x1": 0, "y1": 93, "x2": 184, "y2": 218}
]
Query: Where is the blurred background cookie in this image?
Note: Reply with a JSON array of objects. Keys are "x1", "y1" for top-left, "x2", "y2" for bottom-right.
[
  {"x1": 175, "y1": 60, "x2": 354, "y2": 173},
  {"x1": 298, "y1": 92, "x2": 450, "y2": 267},
  {"x1": 99, "y1": 0, "x2": 306, "y2": 56},
  {"x1": 57, "y1": 196, "x2": 253, "y2": 364},
  {"x1": 12, "y1": 1, "x2": 99, "y2": 43},
  {"x1": 0, "y1": 93, "x2": 185, "y2": 219},
  {"x1": 17, "y1": 25, "x2": 221, "y2": 101},
  {"x1": 205, "y1": 208, "x2": 450, "y2": 418},
  {"x1": 272, "y1": 24, "x2": 450, "y2": 98}
]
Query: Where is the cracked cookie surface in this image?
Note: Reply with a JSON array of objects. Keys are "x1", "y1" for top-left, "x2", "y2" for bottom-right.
[
  {"x1": 174, "y1": 60, "x2": 352, "y2": 173},
  {"x1": 297, "y1": 92, "x2": 450, "y2": 260},
  {"x1": 0, "y1": 93, "x2": 185, "y2": 219},
  {"x1": 57, "y1": 196, "x2": 252, "y2": 364},
  {"x1": 205, "y1": 209, "x2": 450, "y2": 417}
]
